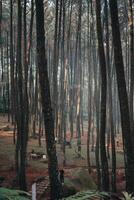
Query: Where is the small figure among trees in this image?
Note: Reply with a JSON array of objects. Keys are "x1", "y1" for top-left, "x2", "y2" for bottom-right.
[{"x1": 59, "y1": 169, "x2": 64, "y2": 185}]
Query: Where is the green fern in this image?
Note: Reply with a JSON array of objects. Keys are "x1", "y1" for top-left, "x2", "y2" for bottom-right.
[
  {"x1": 63, "y1": 190, "x2": 110, "y2": 200},
  {"x1": 0, "y1": 188, "x2": 31, "y2": 200},
  {"x1": 121, "y1": 192, "x2": 134, "y2": 200}
]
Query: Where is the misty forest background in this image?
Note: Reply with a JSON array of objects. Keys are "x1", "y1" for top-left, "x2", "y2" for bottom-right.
[{"x1": 0, "y1": 0, "x2": 134, "y2": 199}]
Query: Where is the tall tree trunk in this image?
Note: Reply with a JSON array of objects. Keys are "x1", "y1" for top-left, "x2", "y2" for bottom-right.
[
  {"x1": 104, "y1": 0, "x2": 116, "y2": 191},
  {"x1": 0, "y1": 0, "x2": 1, "y2": 41},
  {"x1": 87, "y1": 0, "x2": 91, "y2": 174},
  {"x1": 16, "y1": 0, "x2": 27, "y2": 191},
  {"x1": 53, "y1": 0, "x2": 60, "y2": 138},
  {"x1": 27, "y1": 0, "x2": 34, "y2": 66},
  {"x1": 6, "y1": 32, "x2": 10, "y2": 122},
  {"x1": 109, "y1": 0, "x2": 134, "y2": 192},
  {"x1": 35, "y1": 0, "x2": 62, "y2": 199},
  {"x1": 129, "y1": 0, "x2": 134, "y2": 143},
  {"x1": 96, "y1": 0, "x2": 109, "y2": 191},
  {"x1": 23, "y1": 0, "x2": 29, "y2": 174},
  {"x1": 75, "y1": 0, "x2": 82, "y2": 156},
  {"x1": 10, "y1": 0, "x2": 15, "y2": 125}
]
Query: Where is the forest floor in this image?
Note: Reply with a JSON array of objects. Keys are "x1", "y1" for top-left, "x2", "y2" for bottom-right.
[{"x1": 0, "y1": 115, "x2": 126, "y2": 199}]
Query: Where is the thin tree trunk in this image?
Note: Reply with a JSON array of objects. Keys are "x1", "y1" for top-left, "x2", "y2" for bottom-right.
[
  {"x1": 129, "y1": 0, "x2": 134, "y2": 144},
  {"x1": 16, "y1": 0, "x2": 27, "y2": 191},
  {"x1": 96, "y1": 0, "x2": 109, "y2": 191},
  {"x1": 109, "y1": 0, "x2": 134, "y2": 192},
  {"x1": 87, "y1": 0, "x2": 91, "y2": 174},
  {"x1": 35, "y1": 1, "x2": 63, "y2": 198}
]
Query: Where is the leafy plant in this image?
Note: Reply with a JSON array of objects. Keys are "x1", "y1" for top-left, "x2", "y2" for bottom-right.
[
  {"x1": 0, "y1": 188, "x2": 31, "y2": 200},
  {"x1": 63, "y1": 190, "x2": 110, "y2": 200},
  {"x1": 121, "y1": 192, "x2": 134, "y2": 200}
]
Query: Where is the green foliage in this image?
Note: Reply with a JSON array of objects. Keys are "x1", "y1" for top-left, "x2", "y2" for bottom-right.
[
  {"x1": 121, "y1": 192, "x2": 134, "y2": 200},
  {"x1": 63, "y1": 190, "x2": 110, "y2": 200},
  {"x1": 0, "y1": 188, "x2": 31, "y2": 200}
]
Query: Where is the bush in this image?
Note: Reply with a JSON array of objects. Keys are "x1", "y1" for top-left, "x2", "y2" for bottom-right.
[{"x1": 0, "y1": 188, "x2": 31, "y2": 200}]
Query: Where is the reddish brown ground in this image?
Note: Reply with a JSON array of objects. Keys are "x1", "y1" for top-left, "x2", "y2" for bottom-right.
[
  {"x1": 0, "y1": 151, "x2": 125, "y2": 193},
  {"x1": 0, "y1": 118, "x2": 125, "y2": 199}
]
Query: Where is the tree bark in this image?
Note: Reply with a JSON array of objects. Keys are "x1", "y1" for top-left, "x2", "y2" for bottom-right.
[
  {"x1": 16, "y1": 0, "x2": 27, "y2": 191},
  {"x1": 109, "y1": 0, "x2": 134, "y2": 192},
  {"x1": 96, "y1": 0, "x2": 109, "y2": 191},
  {"x1": 35, "y1": 0, "x2": 63, "y2": 199}
]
